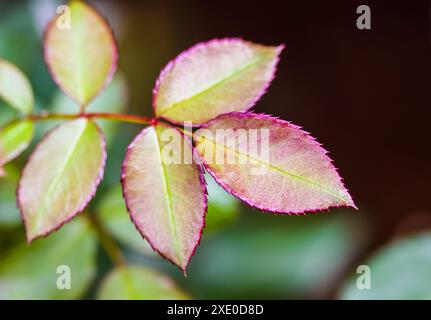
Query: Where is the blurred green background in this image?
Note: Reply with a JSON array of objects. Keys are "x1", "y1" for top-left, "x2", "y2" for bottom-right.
[{"x1": 0, "y1": 0, "x2": 430, "y2": 299}]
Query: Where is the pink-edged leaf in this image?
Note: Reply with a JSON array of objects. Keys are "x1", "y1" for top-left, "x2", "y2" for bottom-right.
[
  {"x1": 193, "y1": 112, "x2": 356, "y2": 214},
  {"x1": 154, "y1": 38, "x2": 283, "y2": 125},
  {"x1": 18, "y1": 118, "x2": 106, "y2": 242},
  {"x1": 43, "y1": 0, "x2": 117, "y2": 107},
  {"x1": 121, "y1": 123, "x2": 207, "y2": 272}
]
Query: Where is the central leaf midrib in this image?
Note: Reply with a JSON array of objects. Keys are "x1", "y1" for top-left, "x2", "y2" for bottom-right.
[
  {"x1": 198, "y1": 135, "x2": 349, "y2": 203},
  {"x1": 157, "y1": 56, "x2": 264, "y2": 117},
  {"x1": 154, "y1": 126, "x2": 182, "y2": 266},
  {"x1": 71, "y1": 11, "x2": 86, "y2": 104}
]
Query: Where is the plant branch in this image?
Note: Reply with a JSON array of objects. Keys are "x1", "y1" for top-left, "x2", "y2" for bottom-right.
[
  {"x1": 27, "y1": 112, "x2": 153, "y2": 125},
  {"x1": 87, "y1": 214, "x2": 125, "y2": 266},
  {"x1": 176, "y1": 126, "x2": 194, "y2": 139}
]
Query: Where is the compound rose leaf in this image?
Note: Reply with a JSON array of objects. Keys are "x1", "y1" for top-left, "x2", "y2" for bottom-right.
[
  {"x1": 194, "y1": 112, "x2": 355, "y2": 214},
  {"x1": 18, "y1": 118, "x2": 106, "y2": 242},
  {"x1": 43, "y1": 0, "x2": 117, "y2": 107},
  {"x1": 122, "y1": 123, "x2": 207, "y2": 272},
  {"x1": 154, "y1": 38, "x2": 283, "y2": 125}
]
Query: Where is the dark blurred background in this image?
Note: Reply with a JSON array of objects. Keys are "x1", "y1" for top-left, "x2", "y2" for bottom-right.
[{"x1": 0, "y1": 0, "x2": 430, "y2": 299}]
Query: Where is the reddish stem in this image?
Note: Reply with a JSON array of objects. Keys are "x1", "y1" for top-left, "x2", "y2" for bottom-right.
[{"x1": 28, "y1": 112, "x2": 153, "y2": 125}]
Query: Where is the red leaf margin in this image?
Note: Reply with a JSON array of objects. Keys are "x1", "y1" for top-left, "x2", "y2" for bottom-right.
[
  {"x1": 120, "y1": 123, "x2": 208, "y2": 273},
  {"x1": 152, "y1": 38, "x2": 285, "y2": 127},
  {"x1": 193, "y1": 111, "x2": 357, "y2": 215}
]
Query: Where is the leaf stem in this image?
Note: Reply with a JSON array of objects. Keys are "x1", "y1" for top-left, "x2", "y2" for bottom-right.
[
  {"x1": 87, "y1": 214, "x2": 125, "y2": 266},
  {"x1": 176, "y1": 126, "x2": 194, "y2": 139},
  {"x1": 27, "y1": 112, "x2": 153, "y2": 125}
]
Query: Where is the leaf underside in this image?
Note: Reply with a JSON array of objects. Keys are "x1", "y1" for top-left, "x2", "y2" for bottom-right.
[
  {"x1": 194, "y1": 112, "x2": 355, "y2": 214},
  {"x1": 122, "y1": 123, "x2": 207, "y2": 271},
  {"x1": 18, "y1": 118, "x2": 106, "y2": 242}
]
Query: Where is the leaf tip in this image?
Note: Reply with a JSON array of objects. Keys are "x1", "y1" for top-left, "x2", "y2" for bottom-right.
[
  {"x1": 346, "y1": 196, "x2": 358, "y2": 211},
  {"x1": 182, "y1": 268, "x2": 188, "y2": 277},
  {"x1": 25, "y1": 233, "x2": 35, "y2": 245},
  {"x1": 276, "y1": 43, "x2": 286, "y2": 52},
  {"x1": 24, "y1": 223, "x2": 48, "y2": 245}
]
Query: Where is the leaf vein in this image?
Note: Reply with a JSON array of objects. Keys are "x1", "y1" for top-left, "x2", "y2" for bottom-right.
[
  {"x1": 198, "y1": 135, "x2": 349, "y2": 203},
  {"x1": 154, "y1": 127, "x2": 182, "y2": 265},
  {"x1": 158, "y1": 57, "x2": 263, "y2": 117}
]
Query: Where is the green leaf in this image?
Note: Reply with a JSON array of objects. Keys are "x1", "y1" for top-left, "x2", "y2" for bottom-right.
[
  {"x1": 43, "y1": 1, "x2": 117, "y2": 107},
  {"x1": 18, "y1": 118, "x2": 106, "y2": 242},
  {"x1": 0, "y1": 101, "x2": 18, "y2": 126},
  {"x1": 122, "y1": 123, "x2": 207, "y2": 271},
  {"x1": 0, "y1": 164, "x2": 21, "y2": 228},
  {"x1": 98, "y1": 265, "x2": 190, "y2": 300},
  {"x1": 0, "y1": 120, "x2": 34, "y2": 166},
  {"x1": 0, "y1": 217, "x2": 97, "y2": 299},
  {"x1": 186, "y1": 213, "x2": 367, "y2": 299},
  {"x1": 97, "y1": 185, "x2": 155, "y2": 255},
  {"x1": 0, "y1": 59, "x2": 34, "y2": 114},
  {"x1": 154, "y1": 38, "x2": 283, "y2": 124},
  {"x1": 0, "y1": 186, "x2": 20, "y2": 228},
  {"x1": 340, "y1": 232, "x2": 431, "y2": 300},
  {"x1": 204, "y1": 174, "x2": 240, "y2": 233}
]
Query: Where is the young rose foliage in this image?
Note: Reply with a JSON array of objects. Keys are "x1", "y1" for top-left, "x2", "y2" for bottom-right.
[
  {"x1": 18, "y1": 1, "x2": 115, "y2": 242},
  {"x1": 124, "y1": 38, "x2": 355, "y2": 271},
  {"x1": 6, "y1": 1, "x2": 355, "y2": 272}
]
